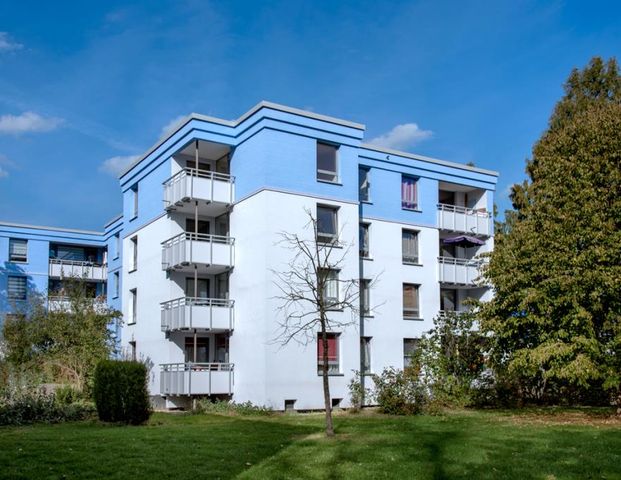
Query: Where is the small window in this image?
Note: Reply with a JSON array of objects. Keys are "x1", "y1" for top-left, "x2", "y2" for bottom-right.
[
  {"x1": 316, "y1": 142, "x2": 338, "y2": 183},
  {"x1": 129, "y1": 288, "x2": 137, "y2": 324},
  {"x1": 317, "y1": 205, "x2": 338, "y2": 244},
  {"x1": 317, "y1": 333, "x2": 340, "y2": 375},
  {"x1": 401, "y1": 175, "x2": 418, "y2": 210},
  {"x1": 361, "y1": 337, "x2": 372, "y2": 374},
  {"x1": 113, "y1": 233, "x2": 120, "y2": 260},
  {"x1": 359, "y1": 167, "x2": 370, "y2": 202},
  {"x1": 319, "y1": 269, "x2": 339, "y2": 307},
  {"x1": 9, "y1": 239, "x2": 28, "y2": 263},
  {"x1": 360, "y1": 279, "x2": 371, "y2": 316},
  {"x1": 131, "y1": 183, "x2": 139, "y2": 218},
  {"x1": 113, "y1": 272, "x2": 120, "y2": 298},
  {"x1": 129, "y1": 341, "x2": 137, "y2": 361},
  {"x1": 7, "y1": 276, "x2": 27, "y2": 300},
  {"x1": 403, "y1": 338, "x2": 420, "y2": 368},
  {"x1": 359, "y1": 223, "x2": 370, "y2": 258},
  {"x1": 402, "y1": 230, "x2": 419, "y2": 264},
  {"x1": 129, "y1": 236, "x2": 138, "y2": 272},
  {"x1": 403, "y1": 283, "x2": 420, "y2": 319}
]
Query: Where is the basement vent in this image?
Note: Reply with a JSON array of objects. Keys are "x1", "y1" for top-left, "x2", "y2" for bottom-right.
[
  {"x1": 284, "y1": 399, "x2": 296, "y2": 412},
  {"x1": 331, "y1": 398, "x2": 342, "y2": 408}
]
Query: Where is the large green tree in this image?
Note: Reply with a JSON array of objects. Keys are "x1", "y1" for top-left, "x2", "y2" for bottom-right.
[{"x1": 480, "y1": 57, "x2": 621, "y2": 407}]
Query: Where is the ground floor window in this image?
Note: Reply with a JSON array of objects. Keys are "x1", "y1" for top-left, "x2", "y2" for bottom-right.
[{"x1": 403, "y1": 338, "x2": 420, "y2": 368}]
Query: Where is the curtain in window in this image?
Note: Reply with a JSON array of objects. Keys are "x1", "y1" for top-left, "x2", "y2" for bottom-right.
[
  {"x1": 361, "y1": 337, "x2": 371, "y2": 372},
  {"x1": 361, "y1": 280, "x2": 370, "y2": 314},
  {"x1": 359, "y1": 224, "x2": 369, "y2": 257},
  {"x1": 317, "y1": 334, "x2": 338, "y2": 361},
  {"x1": 402, "y1": 231, "x2": 418, "y2": 263},
  {"x1": 320, "y1": 270, "x2": 339, "y2": 304},
  {"x1": 403, "y1": 284, "x2": 419, "y2": 317},
  {"x1": 401, "y1": 176, "x2": 417, "y2": 209}
]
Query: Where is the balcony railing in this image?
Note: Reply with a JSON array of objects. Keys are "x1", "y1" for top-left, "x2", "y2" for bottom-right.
[
  {"x1": 163, "y1": 168, "x2": 234, "y2": 211},
  {"x1": 48, "y1": 259, "x2": 107, "y2": 281},
  {"x1": 47, "y1": 295, "x2": 108, "y2": 313},
  {"x1": 437, "y1": 204, "x2": 491, "y2": 236},
  {"x1": 438, "y1": 256, "x2": 482, "y2": 285},
  {"x1": 160, "y1": 363, "x2": 234, "y2": 396},
  {"x1": 161, "y1": 232, "x2": 235, "y2": 272},
  {"x1": 161, "y1": 297, "x2": 234, "y2": 332}
]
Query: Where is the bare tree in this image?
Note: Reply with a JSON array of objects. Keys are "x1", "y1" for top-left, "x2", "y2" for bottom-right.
[{"x1": 272, "y1": 208, "x2": 364, "y2": 437}]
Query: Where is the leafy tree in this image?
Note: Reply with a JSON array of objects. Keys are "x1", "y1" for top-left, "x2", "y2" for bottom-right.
[{"x1": 480, "y1": 57, "x2": 621, "y2": 407}]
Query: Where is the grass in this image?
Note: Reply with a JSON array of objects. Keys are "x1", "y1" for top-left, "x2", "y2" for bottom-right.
[{"x1": 1, "y1": 408, "x2": 620, "y2": 479}]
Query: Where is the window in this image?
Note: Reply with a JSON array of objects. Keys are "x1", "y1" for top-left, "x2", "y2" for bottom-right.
[
  {"x1": 185, "y1": 218, "x2": 210, "y2": 235},
  {"x1": 317, "y1": 205, "x2": 338, "y2": 244},
  {"x1": 360, "y1": 279, "x2": 371, "y2": 316},
  {"x1": 113, "y1": 272, "x2": 120, "y2": 298},
  {"x1": 129, "y1": 288, "x2": 137, "y2": 324},
  {"x1": 316, "y1": 142, "x2": 338, "y2": 182},
  {"x1": 403, "y1": 338, "x2": 420, "y2": 367},
  {"x1": 9, "y1": 239, "x2": 28, "y2": 263},
  {"x1": 402, "y1": 229, "x2": 419, "y2": 264},
  {"x1": 440, "y1": 289, "x2": 458, "y2": 312},
  {"x1": 361, "y1": 337, "x2": 372, "y2": 374},
  {"x1": 185, "y1": 278, "x2": 209, "y2": 298},
  {"x1": 131, "y1": 183, "x2": 139, "y2": 218},
  {"x1": 401, "y1": 175, "x2": 418, "y2": 210},
  {"x1": 319, "y1": 269, "x2": 339, "y2": 307},
  {"x1": 359, "y1": 167, "x2": 370, "y2": 202},
  {"x1": 317, "y1": 333, "x2": 340, "y2": 375},
  {"x1": 129, "y1": 236, "x2": 138, "y2": 272},
  {"x1": 185, "y1": 337, "x2": 209, "y2": 363},
  {"x1": 113, "y1": 233, "x2": 120, "y2": 259},
  {"x1": 359, "y1": 223, "x2": 370, "y2": 258},
  {"x1": 403, "y1": 283, "x2": 420, "y2": 319},
  {"x1": 129, "y1": 341, "x2": 136, "y2": 361},
  {"x1": 7, "y1": 276, "x2": 27, "y2": 300}
]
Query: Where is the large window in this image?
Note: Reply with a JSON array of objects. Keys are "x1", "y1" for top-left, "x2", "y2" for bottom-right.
[
  {"x1": 129, "y1": 288, "x2": 137, "y2": 324},
  {"x1": 360, "y1": 279, "x2": 371, "y2": 316},
  {"x1": 319, "y1": 269, "x2": 339, "y2": 307},
  {"x1": 359, "y1": 167, "x2": 370, "y2": 202},
  {"x1": 359, "y1": 223, "x2": 370, "y2": 258},
  {"x1": 185, "y1": 337, "x2": 209, "y2": 363},
  {"x1": 316, "y1": 142, "x2": 338, "y2": 183},
  {"x1": 402, "y1": 229, "x2": 419, "y2": 264},
  {"x1": 7, "y1": 276, "x2": 27, "y2": 300},
  {"x1": 131, "y1": 183, "x2": 139, "y2": 218},
  {"x1": 317, "y1": 333, "x2": 340, "y2": 375},
  {"x1": 361, "y1": 337, "x2": 372, "y2": 374},
  {"x1": 129, "y1": 236, "x2": 138, "y2": 272},
  {"x1": 186, "y1": 278, "x2": 209, "y2": 298},
  {"x1": 403, "y1": 338, "x2": 420, "y2": 367},
  {"x1": 8, "y1": 239, "x2": 28, "y2": 263},
  {"x1": 401, "y1": 175, "x2": 418, "y2": 210},
  {"x1": 317, "y1": 205, "x2": 338, "y2": 244},
  {"x1": 403, "y1": 283, "x2": 420, "y2": 319}
]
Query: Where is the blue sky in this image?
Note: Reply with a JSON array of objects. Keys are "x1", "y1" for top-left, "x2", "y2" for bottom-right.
[{"x1": 0, "y1": 0, "x2": 619, "y2": 230}]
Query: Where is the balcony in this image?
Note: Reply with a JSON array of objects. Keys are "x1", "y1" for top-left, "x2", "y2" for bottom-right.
[
  {"x1": 438, "y1": 257, "x2": 482, "y2": 286},
  {"x1": 161, "y1": 233, "x2": 234, "y2": 274},
  {"x1": 161, "y1": 297, "x2": 234, "y2": 332},
  {"x1": 47, "y1": 295, "x2": 108, "y2": 313},
  {"x1": 160, "y1": 363, "x2": 234, "y2": 396},
  {"x1": 48, "y1": 259, "x2": 107, "y2": 281},
  {"x1": 163, "y1": 168, "x2": 234, "y2": 216},
  {"x1": 437, "y1": 204, "x2": 491, "y2": 237}
]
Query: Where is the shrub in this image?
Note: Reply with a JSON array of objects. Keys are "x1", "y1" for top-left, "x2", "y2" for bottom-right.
[
  {"x1": 195, "y1": 399, "x2": 273, "y2": 416},
  {"x1": 348, "y1": 370, "x2": 374, "y2": 412},
  {"x1": 371, "y1": 367, "x2": 427, "y2": 415},
  {"x1": 93, "y1": 360, "x2": 151, "y2": 425},
  {"x1": 55, "y1": 384, "x2": 83, "y2": 405},
  {"x1": 0, "y1": 392, "x2": 95, "y2": 426}
]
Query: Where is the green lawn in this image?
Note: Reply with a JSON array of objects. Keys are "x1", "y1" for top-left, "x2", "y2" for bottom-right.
[{"x1": 1, "y1": 409, "x2": 620, "y2": 480}]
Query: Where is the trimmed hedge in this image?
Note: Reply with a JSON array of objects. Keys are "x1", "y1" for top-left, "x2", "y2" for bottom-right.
[{"x1": 93, "y1": 360, "x2": 151, "y2": 425}]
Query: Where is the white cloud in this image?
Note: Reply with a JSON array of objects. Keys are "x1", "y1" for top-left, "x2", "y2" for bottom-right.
[
  {"x1": 0, "y1": 166, "x2": 8, "y2": 178},
  {"x1": 0, "y1": 32, "x2": 23, "y2": 52},
  {"x1": 159, "y1": 115, "x2": 187, "y2": 140},
  {"x1": 0, "y1": 112, "x2": 64, "y2": 134},
  {"x1": 368, "y1": 123, "x2": 433, "y2": 150},
  {"x1": 99, "y1": 155, "x2": 141, "y2": 176}
]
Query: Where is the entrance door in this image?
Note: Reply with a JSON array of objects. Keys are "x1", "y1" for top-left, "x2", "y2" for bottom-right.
[{"x1": 185, "y1": 278, "x2": 210, "y2": 298}]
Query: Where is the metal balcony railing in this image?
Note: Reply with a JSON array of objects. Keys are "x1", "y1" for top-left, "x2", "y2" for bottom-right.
[
  {"x1": 437, "y1": 203, "x2": 491, "y2": 236},
  {"x1": 160, "y1": 363, "x2": 234, "y2": 396},
  {"x1": 438, "y1": 256, "x2": 483, "y2": 285},
  {"x1": 161, "y1": 297, "x2": 234, "y2": 332},
  {"x1": 47, "y1": 295, "x2": 108, "y2": 313},
  {"x1": 48, "y1": 259, "x2": 107, "y2": 281},
  {"x1": 163, "y1": 168, "x2": 234, "y2": 210},
  {"x1": 161, "y1": 232, "x2": 235, "y2": 271}
]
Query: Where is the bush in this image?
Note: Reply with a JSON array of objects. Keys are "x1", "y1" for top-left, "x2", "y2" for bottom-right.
[
  {"x1": 55, "y1": 385, "x2": 83, "y2": 405},
  {"x1": 348, "y1": 370, "x2": 374, "y2": 412},
  {"x1": 93, "y1": 360, "x2": 151, "y2": 425},
  {"x1": 371, "y1": 367, "x2": 427, "y2": 415},
  {"x1": 195, "y1": 399, "x2": 272, "y2": 416},
  {"x1": 0, "y1": 392, "x2": 95, "y2": 426}
]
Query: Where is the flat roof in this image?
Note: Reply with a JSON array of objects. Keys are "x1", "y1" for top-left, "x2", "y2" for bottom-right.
[{"x1": 0, "y1": 221, "x2": 104, "y2": 236}]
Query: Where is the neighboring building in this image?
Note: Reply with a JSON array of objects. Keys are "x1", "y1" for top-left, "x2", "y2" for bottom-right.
[{"x1": 0, "y1": 102, "x2": 498, "y2": 410}]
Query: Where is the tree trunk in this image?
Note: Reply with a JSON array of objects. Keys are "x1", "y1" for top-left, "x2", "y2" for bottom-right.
[{"x1": 321, "y1": 327, "x2": 335, "y2": 437}]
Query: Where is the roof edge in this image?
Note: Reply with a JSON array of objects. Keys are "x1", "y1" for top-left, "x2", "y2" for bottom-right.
[{"x1": 0, "y1": 221, "x2": 104, "y2": 236}]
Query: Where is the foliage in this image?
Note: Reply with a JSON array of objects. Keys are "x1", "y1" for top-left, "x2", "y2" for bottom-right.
[
  {"x1": 0, "y1": 391, "x2": 95, "y2": 426},
  {"x1": 93, "y1": 360, "x2": 151, "y2": 425},
  {"x1": 417, "y1": 311, "x2": 488, "y2": 408},
  {"x1": 1, "y1": 277, "x2": 121, "y2": 396},
  {"x1": 480, "y1": 57, "x2": 621, "y2": 407},
  {"x1": 371, "y1": 367, "x2": 427, "y2": 415},
  {"x1": 348, "y1": 370, "x2": 374, "y2": 412},
  {"x1": 195, "y1": 399, "x2": 273, "y2": 416}
]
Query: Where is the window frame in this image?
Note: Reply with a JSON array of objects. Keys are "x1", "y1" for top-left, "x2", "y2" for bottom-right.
[
  {"x1": 403, "y1": 283, "x2": 421, "y2": 319},
  {"x1": 319, "y1": 268, "x2": 340, "y2": 308},
  {"x1": 317, "y1": 332, "x2": 341, "y2": 375},
  {"x1": 129, "y1": 288, "x2": 137, "y2": 324},
  {"x1": 361, "y1": 336, "x2": 372, "y2": 374},
  {"x1": 403, "y1": 338, "x2": 420, "y2": 368},
  {"x1": 316, "y1": 142, "x2": 339, "y2": 184},
  {"x1": 359, "y1": 222, "x2": 370, "y2": 258},
  {"x1": 359, "y1": 167, "x2": 370, "y2": 202},
  {"x1": 7, "y1": 275, "x2": 27, "y2": 301},
  {"x1": 130, "y1": 183, "x2": 139, "y2": 219},
  {"x1": 113, "y1": 233, "x2": 120, "y2": 260},
  {"x1": 129, "y1": 236, "x2": 138, "y2": 272},
  {"x1": 113, "y1": 272, "x2": 120, "y2": 299},
  {"x1": 401, "y1": 175, "x2": 418, "y2": 211},
  {"x1": 316, "y1": 205, "x2": 339, "y2": 244},
  {"x1": 8, "y1": 238, "x2": 28, "y2": 263},
  {"x1": 402, "y1": 229, "x2": 420, "y2": 265},
  {"x1": 360, "y1": 279, "x2": 371, "y2": 316}
]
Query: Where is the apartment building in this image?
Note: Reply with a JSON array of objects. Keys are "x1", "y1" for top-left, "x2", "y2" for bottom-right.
[{"x1": 0, "y1": 102, "x2": 498, "y2": 410}]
